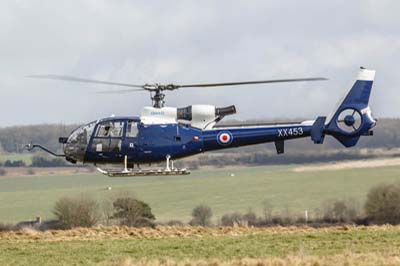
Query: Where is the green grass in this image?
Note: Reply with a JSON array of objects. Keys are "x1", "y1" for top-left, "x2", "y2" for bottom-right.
[
  {"x1": 0, "y1": 164, "x2": 400, "y2": 223},
  {"x1": 1, "y1": 228, "x2": 400, "y2": 265}
]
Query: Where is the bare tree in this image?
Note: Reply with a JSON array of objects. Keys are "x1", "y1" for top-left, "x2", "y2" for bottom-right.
[
  {"x1": 190, "y1": 205, "x2": 213, "y2": 226},
  {"x1": 333, "y1": 201, "x2": 347, "y2": 221},
  {"x1": 262, "y1": 199, "x2": 274, "y2": 223},
  {"x1": 100, "y1": 198, "x2": 115, "y2": 226},
  {"x1": 365, "y1": 183, "x2": 400, "y2": 224},
  {"x1": 53, "y1": 196, "x2": 100, "y2": 228},
  {"x1": 243, "y1": 209, "x2": 257, "y2": 226},
  {"x1": 221, "y1": 212, "x2": 243, "y2": 226}
]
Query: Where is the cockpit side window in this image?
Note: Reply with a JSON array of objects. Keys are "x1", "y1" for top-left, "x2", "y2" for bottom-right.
[
  {"x1": 96, "y1": 121, "x2": 124, "y2": 138},
  {"x1": 92, "y1": 120, "x2": 124, "y2": 153},
  {"x1": 126, "y1": 121, "x2": 139, "y2": 138}
]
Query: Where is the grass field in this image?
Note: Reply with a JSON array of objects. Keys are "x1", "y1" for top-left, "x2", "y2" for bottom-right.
[
  {"x1": 1, "y1": 226, "x2": 400, "y2": 265},
  {"x1": 0, "y1": 162, "x2": 400, "y2": 223}
]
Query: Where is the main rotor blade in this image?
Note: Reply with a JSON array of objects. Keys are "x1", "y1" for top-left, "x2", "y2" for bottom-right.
[
  {"x1": 96, "y1": 88, "x2": 145, "y2": 94},
  {"x1": 177, "y1": 77, "x2": 327, "y2": 88},
  {"x1": 27, "y1": 75, "x2": 328, "y2": 93},
  {"x1": 27, "y1": 75, "x2": 145, "y2": 89}
]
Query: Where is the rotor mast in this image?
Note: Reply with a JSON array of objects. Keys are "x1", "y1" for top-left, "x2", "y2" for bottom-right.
[{"x1": 151, "y1": 89, "x2": 166, "y2": 108}]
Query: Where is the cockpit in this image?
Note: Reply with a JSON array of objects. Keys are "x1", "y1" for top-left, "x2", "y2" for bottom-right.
[
  {"x1": 64, "y1": 121, "x2": 96, "y2": 162},
  {"x1": 64, "y1": 117, "x2": 140, "y2": 163}
]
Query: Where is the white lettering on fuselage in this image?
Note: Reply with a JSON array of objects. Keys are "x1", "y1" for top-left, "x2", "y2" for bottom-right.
[
  {"x1": 278, "y1": 127, "x2": 304, "y2": 137},
  {"x1": 150, "y1": 111, "x2": 165, "y2": 115}
]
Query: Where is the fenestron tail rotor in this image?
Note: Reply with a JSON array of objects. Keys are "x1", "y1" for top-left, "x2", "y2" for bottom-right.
[
  {"x1": 27, "y1": 75, "x2": 328, "y2": 108},
  {"x1": 337, "y1": 108, "x2": 363, "y2": 133}
]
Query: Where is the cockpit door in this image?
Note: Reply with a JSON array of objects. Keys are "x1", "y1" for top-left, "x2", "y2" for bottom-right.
[{"x1": 89, "y1": 120, "x2": 124, "y2": 162}]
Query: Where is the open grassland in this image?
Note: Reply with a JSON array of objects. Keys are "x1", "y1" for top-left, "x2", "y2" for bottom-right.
[
  {"x1": 1, "y1": 226, "x2": 400, "y2": 265},
  {"x1": 0, "y1": 162, "x2": 400, "y2": 223}
]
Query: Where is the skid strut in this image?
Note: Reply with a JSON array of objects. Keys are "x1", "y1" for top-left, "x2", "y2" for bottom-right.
[{"x1": 97, "y1": 155, "x2": 190, "y2": 177}]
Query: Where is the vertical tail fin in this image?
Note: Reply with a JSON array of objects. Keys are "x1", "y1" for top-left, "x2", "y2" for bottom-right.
[{"x1": 325, "y1": 67, "x2": 377, "y2": 147}]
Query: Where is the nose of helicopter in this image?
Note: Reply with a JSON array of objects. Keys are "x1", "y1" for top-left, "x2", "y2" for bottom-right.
[
  {"x1": 62, "y1": 126, "x2": 90, "y2": 163},
  {"x1": 64, "y1": 139, "x2": 86, "y2": 163}
]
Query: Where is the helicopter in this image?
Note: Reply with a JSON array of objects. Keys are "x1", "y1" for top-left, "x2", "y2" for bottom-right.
[{"x1": 26, "y1": 67, "x2": 376, "y2": 177}]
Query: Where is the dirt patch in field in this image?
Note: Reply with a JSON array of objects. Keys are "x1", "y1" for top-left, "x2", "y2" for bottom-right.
[
  {"x1": 0, "y1": 225, "x2": 398, "y2": 242},
  {"x1": 0, "y1": 167, "x2": 96, "y2": 178},
  {"x1": 292, "y1": 158, "x2": 400, "y2": 172}
]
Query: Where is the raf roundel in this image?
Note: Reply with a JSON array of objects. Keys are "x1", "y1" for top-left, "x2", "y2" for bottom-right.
[{"x1": 217, "y1": 131, "x2": 233, "y2": 145}]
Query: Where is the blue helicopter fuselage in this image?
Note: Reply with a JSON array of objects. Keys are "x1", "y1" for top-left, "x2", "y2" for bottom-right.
[{"x1": 76, "y1": 118, "x2": 312, "y2": 165}]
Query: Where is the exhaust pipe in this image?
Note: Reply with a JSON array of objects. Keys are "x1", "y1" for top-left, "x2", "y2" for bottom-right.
[{"x1": 216, "y1": 105, "x2": 236, "y2": 117}]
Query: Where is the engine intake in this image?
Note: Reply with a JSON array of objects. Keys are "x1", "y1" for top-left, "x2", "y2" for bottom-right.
[{"x1": 177, "y1": 105, "x2": 236, "y2": 129}]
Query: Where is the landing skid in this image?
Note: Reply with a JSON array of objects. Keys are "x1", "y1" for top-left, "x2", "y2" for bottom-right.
[
  {"x1": 96, "y1": 155, "x2": 190, "y2": 177},
  {"x1": 96, "y1": 167, "x2": 190, "y2": 177}
]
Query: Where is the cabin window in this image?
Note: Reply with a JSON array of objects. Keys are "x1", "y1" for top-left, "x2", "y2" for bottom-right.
[
  {"x1": 92, "y1": 120, "x2": 124, "y2": 153},
  {"x1": 126, "y1": 121, "x2": 139, "y2": 138},
  {"x1": 96, "y1": 121, "x2": 124, "y2": 138},
  {"x1": 92, "y1": 138, "x2": 122, "y2": 153}
]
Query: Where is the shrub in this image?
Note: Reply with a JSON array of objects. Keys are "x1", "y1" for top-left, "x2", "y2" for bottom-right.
[
  {"x1": 112, "y1": 197, "x2": 155, "y2": 227},
  {"x1": 220, "y1": 210, "x2": 259, "y2": 227},
  {"x1": 0, "y1": 223, "x2": 16, "y2": 232},
  {"x1": 26, "y1": 168, "x2": 35, "y2": 175},
  {"x1": 53, "y1": 196, "x2": 100, "y2": 229},
  {"x1": 262, "y1": 199, "x2": 274, "y2": 223},
  {"x1": 281, "y1": 206, "x2": 294, "y2": 225},
  {"x1": 221, "y1": 212, "x2": 243, "y2": 226},
  {"x1": 38, "y1": 220, "x2": 64, "y2": 231},
  {"x1": 365, "y1": 183, "x2": 400, "y2": 224},
  {"x1": 243, "y1": 210, "x2": 257, "y2": 226},
  {"x1": 0, "y1": 168, "x2": 6, "y2": 176},
  {"x1": 321, "y1": 199, "x2": 361, "y2": 223},
  {"x1": 271, "y1": 216, "x2": 284, "y2": 225},
  {"x1": 100, "y1": 199, "x2": 114, "y2": 226},
  {"x1": 31, "y1": 155, "x2": 67, "y2": 167},
  {"x1": 4, "y1": 160, "x2": 26, "y2": 167},
  {"x1": 190, "y1": 205, "x2": 213, "y2": 226}
]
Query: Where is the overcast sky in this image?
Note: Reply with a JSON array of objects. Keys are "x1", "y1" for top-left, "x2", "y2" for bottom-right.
[{"x1": 0, "y1": 0, "x2": 399, "y2": 126}]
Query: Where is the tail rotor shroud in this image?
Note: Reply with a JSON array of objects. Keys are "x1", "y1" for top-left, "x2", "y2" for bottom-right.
[{"x1": 336, "y1": 108, "x2": 363, "y2": 133}]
